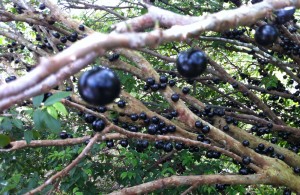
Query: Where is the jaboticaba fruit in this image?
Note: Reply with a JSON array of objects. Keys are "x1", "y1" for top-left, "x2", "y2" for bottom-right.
[
  {"x1": 254, "y1": 24, "x2": 278, "y2": 46},
  {"x1": 275, "y1": 7, "x2": 296, "y2": 24},
  {"x1": 78, "y1": 67, "x2": 121, "y2": 105},
  {"x1": 176, "y1": 49, "x2": 207, "y2": 78}
]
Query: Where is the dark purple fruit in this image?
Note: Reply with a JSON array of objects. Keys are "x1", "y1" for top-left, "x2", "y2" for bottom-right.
[
  {"x1": 78, "y1": 24, "x2": 85, "y2": 31},
  {"x1": 294, "y1": 166, "x2": 300, "y2": 174},
  {"x1": 167, "y1": 125, "x2": 176, "y2": 133},
  {"x1": 195, "y1": 120, "x2": 203, "y2": 128},
  {"x1": 130, "y1": 114, "x2": 139, "y2": 121},
  {"x1": 92, "y1": 119, "x2": 105, "y2": 132},
  {"x1": 254, "y1": 24, "x2": 278, "y2": 46},
  {"x1": 171, "y1": 93, "x2": 180, "y2": 102},
  {"x1": 242, "y1": 140, "x2": 250, "y2": 147},
  {"x1": 197, "y1": 134, "x2": 205, "y2": 141},
  {"x1": 84, "y1": 113, "x2": 96, "y2": 124},
  {"x1": 117, "y1": 100, "x2": 126, "y2": 108},
  {"x1": 202, "y1": 125, "x2": 210, "y2": 134},
  {"x1": 78, "y1": 67, "x2": 121, "y2": 106},
  {"x1": 59, "y1": 132, "x2": 68, "y2": 139},
  {"x1": 242, "y1": 156, "x2": 251, "y2": 165},
  {"x1": 182, "y1": 87, "x2": 190, "y2": 94},
  {"x1": 39, "y1": 3, "x2": 46, "y2": 10},
  {"x1": 163, "y1": 142, "x2": 173, "y2": 152},
  {"x1": 275, "y1": 7, "x2": 296, "y2": 24},
  {"x1": 139, "y1": 112, "x2": 147, "y2": 120},
  {"x1": 257, "y1": 143, "x2": 265, "y2": 150},
  {"x1": 215, "y1": 184, "x2": 226, "y2": 191},
  {"x1": 175, "y1": 142, "x2": 184, "y2": 150},
  {"x1": 150, "y1": 83, "x2": 160, "y2": 91},
  {"x1": 52, "y1": 32, "x2": 60, "y2": 39},
  {"x1": 168, "y1": 79, "x2": 176, "y2": 87},
  {"x1": 223, "y1": 125, "x2": 229, "y2": 131},
  {"x1": 98, "y1": 106, "x2": 107, "y2": 113},
  {"x1": 64, "y1": 86, "x2": 72, "y2": 91},
  {"x1": 67, "y1": 134, "x2": 73, "y2": 138},
  {"x1": 271, "y1": 137, "x2": 278, "y2": 144},
  {"x1": 119, "y1": 139, "x2": 128, "y2": 147},
  {"x1": 155, "y1": 140, "x2": 164, "y2": 149},
  {"x1": 159, "y1": 75, "x2": 168, "y2": 83},
  {"x1": 146, "y1": 77, "x2": 155, "y2": 85},
  {"x1": 60, "y1": 36, "x2": 67, "y2": 43},
  {"x1": 5, "y1": 76, "x2": 16, "y2": 83},
  {"x1": 106, "y1": 140, "x2": 114, "y2": 148},
  {"x1": 108, "y1": 53, "x2": 120, "y2": 62},
  {"x1": 176, "y1": 49, "x2": 207, "y2": 78},
  {"x1": 148, "y1": 124, "x2": 158, "y2": 135},
  {"x1": 239, "y1": 168, "x2": 248, "y2": 175}
]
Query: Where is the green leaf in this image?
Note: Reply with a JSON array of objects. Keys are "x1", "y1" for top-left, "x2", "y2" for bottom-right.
[
  {"x1": 33, "y1": 109, "x2": 45, "y2": 130},
  {"x1": 47, "y1": 106, "x2": 58, "y2": 119},
  {"x1": 32, "y1": 94, "x2": 44, "y2": 107},
  {"x1": 53, "y1": 102, "x2": 68, "y2": 116},
  {"x1": 161, "y1": 167, "x2": 175, "y2": 175},
  {"x1": 141, "y1": 8, "x2": 148, "y2": 14},
  {"x1": 24, "y1": 131, "x2": 33, "y2": 144},
  {"x1": 0, "y1": 118, "x2": 12, "y2": 131},
  {"x1": 261, "y1": 75, "x2": 278, "y2": 88},
  {"x1": 0, "y1": 174, "x2": 21, "y2": 193},
  {"x1": 0, "y1": 134, "x2": 11, "y2": 147},
  {"x1": 44, "y1": 92, "x2": 71, "y2": 106},
  {"x1": 44, "y1": 112, "x2": 61, "y2": 133},
  {"x1": 12, "y1": 119, "x2": 23, "y2": 129},
  {"x1": 120, "y1": 172, "x2": 127, "y2": 179},
  {"x1": 32, "y1": 130, "x2": 41, "y2": 139}
]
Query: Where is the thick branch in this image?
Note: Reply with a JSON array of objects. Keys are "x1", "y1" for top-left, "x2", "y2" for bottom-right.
[{"x1": 109, "y1": 174, "x2": 268, "y2": 195}]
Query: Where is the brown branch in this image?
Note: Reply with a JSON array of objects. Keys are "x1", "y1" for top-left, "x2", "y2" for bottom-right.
[
  {"x1": 0, "y1": 133, "x2": 124, "y2": 152},
  {"x1": 113, "y1": 0, "x2": 300, "y2": 32},
  {"x1": 109, "y1": 174, "x2": 268, "y2": 195}
]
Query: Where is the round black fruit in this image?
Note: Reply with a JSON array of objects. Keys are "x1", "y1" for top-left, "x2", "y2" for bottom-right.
[
  {"x1": 275, "y1": 7, "x2": 296, "y2": 24},
  {"x1": 182, "y1": 87, "x2": 190, "y2": 94},
  {"x1": 92, "y1": 119, "x2": 105, "y2": 132},
  {"x1": 167, "y1": 125, "x2": 176, "y2": 133},
  {"x1": 163, "y1": 142, "x2": 173, "y2": 152},
  {"x1": 254, "y1": 24, "x2": 278, "y2": 46},
  {"x1": 239, "y1": 168, "x2": 248, "y2": 175},
  {"x1": 242, "y1": 156, "x2": 251, "y2": 165},
  {"x1": 242, "y1": 140, "x2": 250, "y2": 147},
  {"x1": 78, "y1": 24, "x2": 85, "y2": 31},
  {"x1": 171, "y1": 93, "x2": 180, "y2": 102},
  {"x1": 148, "y1": 124, "x2": 158, "y2": 135},
  {"x1": 84, "y1": 113, "x2": 96, "y2": 124},
  {"x1": 155, "y1": 140, "x2": 164, "y2": 149},
  {"x1": 98, "y1": 106, "x2": 107, "y2": 113},
  {"x1": 176, "y1": 49, "x2": 207, "y2": 78},
  {"x1": 202, "y1": 125, "x2": 210, "y2": 134},
  {"x1": 78, "y1": 67, "x2": 121, "y2": 106},
  {"x1": 175, "y1": 142, "x2": 184, "y2": 150},
  {"x1": 119, "y1": 139, "x2": 128, "y2": 147},
  {"x1": 160, "y1": 75, "x2": 168, "y2": 83},
  {"x1": 117, "y1": 100, "x2": 126, "y2": 108},
  {"x1": 106, "y1": 140, "x2": 114, "y2": 148},
  {"x1": 59, "y1": 132, "x2": 68, "y2": 139},
  {"x1": 39, "y1": 3, "x2": 46, "y2": 10}
]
